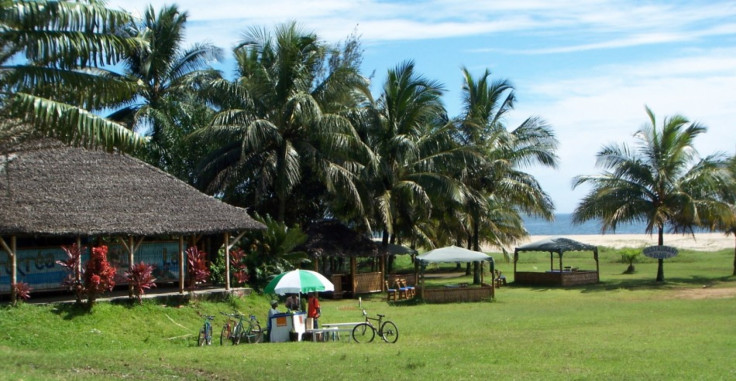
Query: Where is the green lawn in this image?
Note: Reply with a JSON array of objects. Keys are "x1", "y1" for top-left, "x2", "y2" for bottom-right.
[{"x1": 2, "y1": 248, "x2": 735, "y2": 380}]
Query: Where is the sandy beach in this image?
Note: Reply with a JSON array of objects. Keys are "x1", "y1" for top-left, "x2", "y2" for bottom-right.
[
  {"x1": 485, "y1": 232, "x2": 734, "y2": 252},
  {"x1": 528, "y1": 233, "x2": 734, "y2": 251}
]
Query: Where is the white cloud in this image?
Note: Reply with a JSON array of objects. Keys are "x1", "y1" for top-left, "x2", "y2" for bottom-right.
[
  {"x1": 510, "y1": 49, "x2": 736, "y2": 212},
  {"x1": 105, "y1": 0, "x2": 736, "y2": 213}
]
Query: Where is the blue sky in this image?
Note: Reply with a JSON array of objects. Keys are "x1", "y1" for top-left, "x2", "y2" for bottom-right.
[{"x1": 109, "y1": 0, "x2": 736, "y2": 213}]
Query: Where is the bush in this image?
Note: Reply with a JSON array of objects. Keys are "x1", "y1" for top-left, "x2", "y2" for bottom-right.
[
  {"x1": 230, "y1": 248, "x2": 249, "y2": 286},
  {"x1": 56, "y1": 243, "x2": 85, "y2": 302},
  {"x1": 84, "y1": 245, "x2": 116, "y2": 305},
  {"x1": 12, "y1": 282, "x2": 31, "y2": 304},
  {"x1": 186, "y1": 246, "x2": 210, "y2": 290},
  {"x1": 125, "y1": 262, "x2": 157, "y2": 304}
]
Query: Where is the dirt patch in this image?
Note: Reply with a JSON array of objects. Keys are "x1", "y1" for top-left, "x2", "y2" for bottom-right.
[{"x1": 672, "y1": 287, "x2": 736, "y2": 300}]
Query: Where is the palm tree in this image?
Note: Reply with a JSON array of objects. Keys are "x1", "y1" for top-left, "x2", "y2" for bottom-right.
[
  {"x1": 572, "y1": 106, "x2": 732, "y2": 281},
  {"x1": 195, "y1": 22, "x2": 370, "y2": 224},
  {"x1": 109, "y1": 4, "x2": 222, "y2": 173},
  {"x1": 455, "y1": 68, "x2": 557, "y2": 253},
  {"x1": 702, "y1": 155, "x2": 736, "y2": 275},
  {"x1": 0, "y1": 0, "x2": 145, "y2": 150},
  {"x1": 366, "y1": 61, "x2": 465, "y2": 251}
]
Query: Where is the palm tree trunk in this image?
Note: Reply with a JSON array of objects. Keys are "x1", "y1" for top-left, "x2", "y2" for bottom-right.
[
  {"x1": 276, "y1": 144, "x2": 288, "y2": 223},
  {"x1": 732, "y1": 235, "x2": 736, "y2": 276},
  {"x1": 656, "y1": 226, "x2": 664, "y2": 282},
  {"x1": 472, "y1": 222, "x2": 480, "y2": 284}
]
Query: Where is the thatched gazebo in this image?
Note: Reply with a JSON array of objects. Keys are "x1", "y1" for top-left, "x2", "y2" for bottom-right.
[
  {"x1": 0, "y1": 140, "x2": 264, "y2": 302},
  {"x1": 300, "y1": 220, "x2": 385, "y2": 297}
]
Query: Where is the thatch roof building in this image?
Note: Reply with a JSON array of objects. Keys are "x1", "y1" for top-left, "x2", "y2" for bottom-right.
[
  {"x1": 0, "y1": 140, "x2": 264, "y2": 300},
  {"x1": 301, "y1": 220, "x2": 381, "y2": 259},
  {"x1": 0, "y1": 139, "x2": 263, "y2": 236},
  {"x1": 300, "y1": 220, "x2": 386, "y2": 295}
]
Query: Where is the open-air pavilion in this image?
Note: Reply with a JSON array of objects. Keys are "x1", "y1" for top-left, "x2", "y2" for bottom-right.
[
  {"x1": 416, "y1": 246, "x2": 495, "y2": 303},
  {"x1": 300, "y1": 220, "x2": 385, "y2": 297},
  {"x1": 0, "y1": 139, "x2": 265, "y2": 303},
  {"x1": 513, "y1": 237, "x2": 600, "y2": 287}
]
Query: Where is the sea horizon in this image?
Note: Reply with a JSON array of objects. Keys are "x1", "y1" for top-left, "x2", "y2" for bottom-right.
[{"x1": 524, "y1": 213, "x2": 651, "y2": 236}]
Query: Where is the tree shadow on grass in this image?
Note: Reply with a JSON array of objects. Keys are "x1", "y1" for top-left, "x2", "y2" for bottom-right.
[
  {"x1": 51, "y1": 302, "x2": 91, "y2": 320},
  {"x1": 579, "y1": 274, "x2": 735, "y2": 293}
]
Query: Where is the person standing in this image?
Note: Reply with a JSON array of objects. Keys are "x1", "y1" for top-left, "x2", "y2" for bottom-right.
[
  {"x1": 307, "y1": 292, "x2": 321, "y2": 328},
  {"x1": 285, "y1": 294, "x2": 299, "y2": 311},
  {"x1": 267, "y1": 300, "x2": 280, "y2": 341}
]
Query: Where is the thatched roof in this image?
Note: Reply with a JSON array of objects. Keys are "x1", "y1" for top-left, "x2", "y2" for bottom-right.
[
  {"x1": 0, "y1": 140, "x2": 265, "y2": 237},
  {"x1": 300, "y1": 220, "x2": 383, "y2": 258}
]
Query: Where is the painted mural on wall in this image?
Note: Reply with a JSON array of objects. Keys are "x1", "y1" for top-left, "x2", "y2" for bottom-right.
[{"x1": 1, "y1": 241, "x2": 182, "y2": 292}]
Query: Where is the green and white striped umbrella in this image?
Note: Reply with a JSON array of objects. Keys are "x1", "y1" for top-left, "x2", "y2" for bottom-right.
[{"x1": 263, "y1": 269, "x2": 334, "y2": 295}]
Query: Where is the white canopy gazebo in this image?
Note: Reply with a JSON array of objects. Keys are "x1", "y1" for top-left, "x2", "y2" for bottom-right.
[{"x1": 416, "y1": 246, "x2": 495, "y2": 302}]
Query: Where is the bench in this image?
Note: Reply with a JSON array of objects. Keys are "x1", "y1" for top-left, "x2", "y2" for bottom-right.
[
  {"x1": 304, "y1": 327, "x2": 339, "y2": 342},
  {"x1": 321, "y1": 322, "x2": 364, "y2": 341}
]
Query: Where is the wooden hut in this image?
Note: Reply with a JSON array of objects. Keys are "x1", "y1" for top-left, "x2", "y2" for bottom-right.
[
  {"x1": 299, "y1": 221, "x2": 385, "y2": 298},
  {"x1": 0, "y1": 139, "x2": 265, "y2": 302}
]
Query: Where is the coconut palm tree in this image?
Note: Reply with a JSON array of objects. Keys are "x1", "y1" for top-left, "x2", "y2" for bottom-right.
[
  {"x1": 0, "y1": 0, "x2": 145, "y2": 150},
  {"x1": 366, "y1": 61, "x2": 466, "y2": 252},
  {"x1": 455, "y1": 68, "x2": 557, "y2": 253},
  {"x1": 108, "y1": 4, "x2": 222, "y2": 174},
  {"x1": 195, "y1": 22, "x2": 371, "y2": 224},
  {"x1": 572, "y1": 106, "x2": 732, "y2": 281}
]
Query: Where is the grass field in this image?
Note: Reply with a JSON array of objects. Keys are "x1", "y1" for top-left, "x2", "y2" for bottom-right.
[{"x1": 1, "y1": 248, "x2": 735, "y2": 380}]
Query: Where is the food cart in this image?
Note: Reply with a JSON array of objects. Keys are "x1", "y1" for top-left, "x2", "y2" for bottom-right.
[{"x1": 269, "y1": 312, "x2": 307, "y2": 342}]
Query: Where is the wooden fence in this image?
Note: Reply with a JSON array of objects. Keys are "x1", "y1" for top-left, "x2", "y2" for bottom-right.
[
  {"x1": 514, "y1": 270, "x2": 599, "y2": 287},
  {"x1": 418, "y1": 284, "x2": 494, "y2": 303}
]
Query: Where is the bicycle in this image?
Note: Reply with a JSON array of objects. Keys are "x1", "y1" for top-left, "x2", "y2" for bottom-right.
[
  {"x1": 351, "y1": 309, "x2": 399, "y2": 343},
  {"x1": 220, "y1": 312, "x2": 263, "y2": 345},
  {"x1": 197, "y1": 315, "x2": 215, "y2": 346}
]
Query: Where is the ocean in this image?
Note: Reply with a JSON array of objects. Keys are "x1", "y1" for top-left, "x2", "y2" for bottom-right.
[{"x1": 523, "y1": 213, "x2": 649, "y2": 236}]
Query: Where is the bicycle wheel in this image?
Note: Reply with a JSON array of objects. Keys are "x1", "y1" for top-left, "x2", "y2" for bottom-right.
[
  {"x1": 248, "y1": 322, "x2": 263, "y2": 343},
  {"x1": 352, "y1": 323, "x2": 375, "y2": 343},
  {"x1": 220, "y1": 323, "x2": 232, "y2": 346},
  {"x1": 197, "y1": 327, "x2": 207, "y2": 346},
  {"x1": 206, "y1": 323, "x2": 213, "y2": 345},
  {"x1": 232, "y1": 323, "x2": 243, "y2": 345},
  {"x1": 380, "y1": 321, "x2": 399, "y2": 343}
]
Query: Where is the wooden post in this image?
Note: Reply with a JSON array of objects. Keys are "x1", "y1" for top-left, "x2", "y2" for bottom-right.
[
  {"x1": 76, "y1": 236, "x2": 82, "y2": 284},
  {"x1": 179, "y1": 236, "x2": 185, "y2": 294},
  {"x1": 350, "y1": 257, "x2": 357, "y2": 294},
  {"x1": 549, "y1": 252, "x2": 553, "y2": 271},
  {"x1": 559, "y1": 252, "x2": 563, "y2": 273},
  {"x1": 223, "y1": 231, "x2": 246, "y2": 291},
  {"x1": 1, "y1": 236, "x2": 17, "y2": 304},
  {"x1": 128, "y1": 236, "x2": 134, "y2": 298},
  {"x1": 224, "y1": 232, "x2": 230, "y2": 291},
  {"x1": 117, "y1": 236, "x2": 145, "y2": 298},
  {"x1": 594, "y1": 249, "x2": 600, "y2": 282},
  {"x1": 380, "y1": 253, "x2": 386, "y2": 291}
]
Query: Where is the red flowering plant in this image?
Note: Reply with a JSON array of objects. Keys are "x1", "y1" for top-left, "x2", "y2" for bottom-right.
[
  {"x1": 83, "y1": 245, "x2": 116, "y2": 305},
  {"x1": 56, "y1": 243, "x2": 86, "y2": 303},
  {"x1": 125, "y1": 262, "x2": 157, "y2": 304},
  {"x1": 186, "y1": 246, "x2": 210, "y2": 289},
  {"x1": 229, "y1": 248, "x2": 249, "y2": 285},
  {"x1": 12, "y1": 282, "x2": 31, "y2": 305}
]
